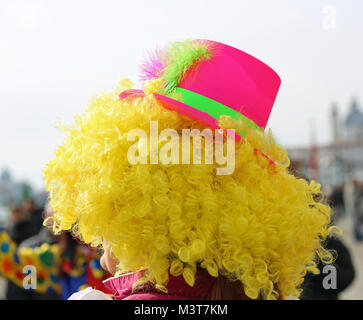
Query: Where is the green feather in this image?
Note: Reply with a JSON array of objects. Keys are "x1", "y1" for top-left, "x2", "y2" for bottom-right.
[{"x1": 161, "y1": 39, "x2": 213, "y2": 93}]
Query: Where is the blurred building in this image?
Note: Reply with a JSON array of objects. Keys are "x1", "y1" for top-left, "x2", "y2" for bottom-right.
[
  {"x1": 287, "y1": 98, "x2": 363, "y2": 187},
  {"x1": 0, "y1": 168, "x2": 29, "y2": 206},
  {"x1": 0, "y1": 168, "x2": 37, "y2": 226}
]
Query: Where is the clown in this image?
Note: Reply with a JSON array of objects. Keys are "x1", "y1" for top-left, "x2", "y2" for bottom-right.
[{"x1": 44, "y1": 39, "x2": 336, "y2": 300}]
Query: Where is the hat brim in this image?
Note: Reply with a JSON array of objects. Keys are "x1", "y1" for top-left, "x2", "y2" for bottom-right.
[{"x1": 119, "y1": 89, "x2": 220, "y2": 130}]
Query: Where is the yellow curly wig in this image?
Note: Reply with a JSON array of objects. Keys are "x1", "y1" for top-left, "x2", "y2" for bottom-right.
[{"x1": 44, "y1": 79, "x2": 337, "y2": 300}]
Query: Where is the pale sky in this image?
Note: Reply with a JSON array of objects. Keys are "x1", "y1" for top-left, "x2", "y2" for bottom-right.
[{"x1": 0, "y1": 0, "x2": 362, "y2": 190}]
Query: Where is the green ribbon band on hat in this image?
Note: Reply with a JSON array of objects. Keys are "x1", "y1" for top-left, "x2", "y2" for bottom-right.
[{"x1": 175, "y1": 87, "x2": 261, "y2": 136}]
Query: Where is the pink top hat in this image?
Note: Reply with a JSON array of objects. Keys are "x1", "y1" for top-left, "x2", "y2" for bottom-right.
[{"x1": 120, "y1": 39, "x2": 281, "y2": 131}]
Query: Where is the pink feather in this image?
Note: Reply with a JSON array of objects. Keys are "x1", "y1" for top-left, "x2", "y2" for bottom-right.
[{"x1": 139, "y1": 47, "x2": 167, "y2": 82}]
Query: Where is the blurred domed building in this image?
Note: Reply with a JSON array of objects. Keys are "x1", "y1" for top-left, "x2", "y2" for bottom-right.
[
  {"x1": 287, "y1": 98, "x2": 363, "y2": 188},
  {"x1": 342, "y1": 99, "x2": 363, "y2": 142}
]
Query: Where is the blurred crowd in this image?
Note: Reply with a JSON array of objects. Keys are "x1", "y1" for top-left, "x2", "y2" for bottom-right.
[
  {"x1": 288, "y1": 162, "x2": 362, "y2": 299},
  {"x1": 0, "y1": 198, "x2": 110, "y2": 300},
  {"x1": 299, "y1": 180, "x2": 363, "y2": 300},
  {"x1": 7, "y1": 199, "x2": 45, "y2": 249},
  {"x1": 330, "y1": 179, "x2": 363, "y2": 242},
  {"x1": 4, "y1": 199, "x2": 54, "y2": 299}
]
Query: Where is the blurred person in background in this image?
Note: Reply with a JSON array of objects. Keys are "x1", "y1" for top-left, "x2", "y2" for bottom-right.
[
  {"x1": 19, "y1": 202, "x2": 58, "y2": 249},
  {"x1": 299, "y1": 234, "x2": 355, "y2": 300},
  {"x1": 300, "y1": 191, "x2": 355, "y2": 300},
  {"x1": 344, "y1": 178, "x2": 363, "y2": 242},
  {"x1": 3, "y1": 206, "x2": 32, "y2": 299},
  {"x1": 4, "y1": 203, "x2": 60, "y2": 299},
  {"x1": 0, "y1": 203, "x2": 110, "y2": 299},
  {"x1": 56, "y1": 231, "x2": 111, "y2": 299},
  {"x1": 352, "y1": 180, "x2": 363, "y2": 242},
  {"x1": 22, "y1": 198, "x2": 44, "y2": 238},
  {"x1": 327, "y1": 185, "x2": 345, "y2": 222},
  {"x1": 8, "y1": 206, "x2": 33, "y2": 245},
  {"x1": 288, "y1": 162, "x2": 356, "y2": 299}
]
